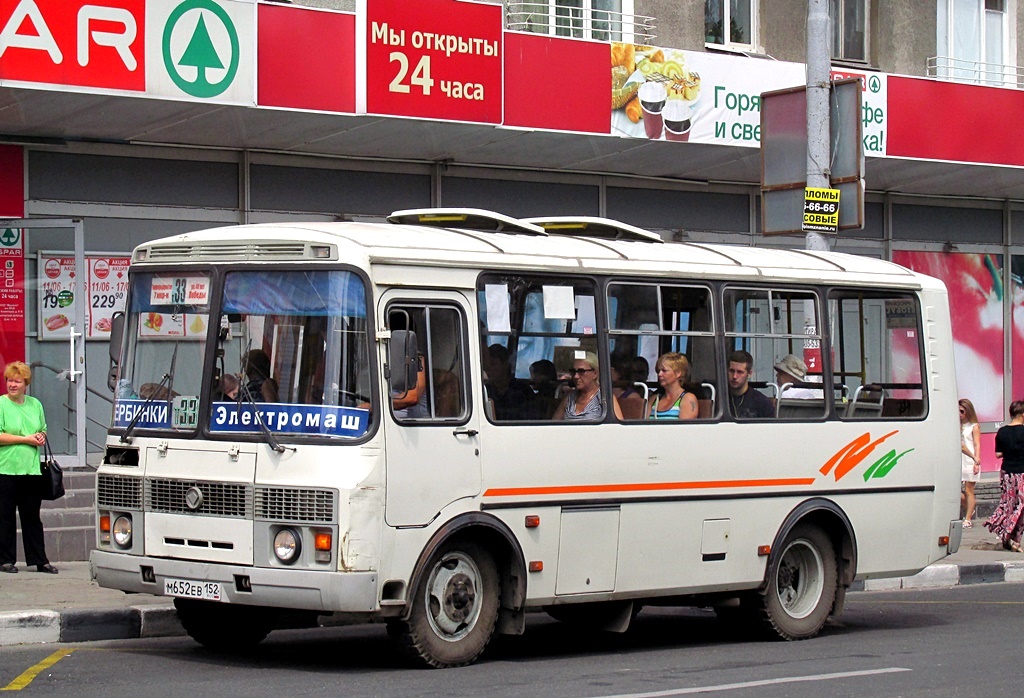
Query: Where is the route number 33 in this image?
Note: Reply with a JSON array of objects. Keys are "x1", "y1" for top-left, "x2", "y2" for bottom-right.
[{"x1": 389, "y1": 52, "x2": 434, "y2": 95}]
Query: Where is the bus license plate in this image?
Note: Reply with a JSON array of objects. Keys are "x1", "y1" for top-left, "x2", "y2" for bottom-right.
[{"x1": 164, "y1": 578, "x2": 222, "y2": 601}]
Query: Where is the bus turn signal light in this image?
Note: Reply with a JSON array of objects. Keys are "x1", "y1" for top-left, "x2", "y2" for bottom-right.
[
  {"x1": 528, "y1": 561, "x2": 543, "y2": 572},
  {"x1": 99, "y1": 515, "x2": 111, "y2": 532},
  {"x1": 525, "y1": 515, "x2": 540, "y2": 528},
  {"x1": 938, "y1": 536, "x2": 949, "y2": 547},
  {"x1": 315, "y1": 532, "x2": 332, "y2": 551},
  {"x1": 757, "y1": 545, "x2": 771, "y2": 556}
]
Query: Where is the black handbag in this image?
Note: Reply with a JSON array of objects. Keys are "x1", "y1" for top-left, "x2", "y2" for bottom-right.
[{"x1": 39, "y1": 440, "x2": 65, "y2": 501}]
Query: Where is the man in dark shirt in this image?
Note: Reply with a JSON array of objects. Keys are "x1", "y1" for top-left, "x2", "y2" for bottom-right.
[{"x1": 727, "y1": 349, "x2": 774, "y2": 419}]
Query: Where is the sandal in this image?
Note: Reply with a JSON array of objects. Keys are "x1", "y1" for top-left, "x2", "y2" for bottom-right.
[
  {"x1": 1002, "y1": 540, "x2": 1023, "y2": 553},
  {"x1": 963, "y1": 520, "x2": 973, "y2": 528}
]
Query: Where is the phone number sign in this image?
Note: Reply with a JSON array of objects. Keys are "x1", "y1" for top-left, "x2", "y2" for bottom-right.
[
  {"x1": 365, "y1": 0, "x2": 502, "y2": 123},
  {"x1": 802, "y1": 187, "x2": 840, "y2": 234}
]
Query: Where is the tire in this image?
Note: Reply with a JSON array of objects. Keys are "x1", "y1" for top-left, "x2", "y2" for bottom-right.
[
  {"x1": 174, "y1": 598, "x2": 274, "y2": 651},
  {"x1": 756, "y1": 524, "x2": 837, "y2": 640},
  {"x1": 388, "y1": 541, "x2": 500, "y2": 668}
]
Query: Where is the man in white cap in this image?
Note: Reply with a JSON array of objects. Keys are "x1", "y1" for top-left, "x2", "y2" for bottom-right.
[{"x1": 774, "y1": 354, "x2": 819, "y2": 399}]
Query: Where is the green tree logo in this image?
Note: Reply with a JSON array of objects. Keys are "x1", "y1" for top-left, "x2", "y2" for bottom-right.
[
  {"x1": 0, "y1": 228, "x2": 20, "y2": 247},
  {"x1": 162, "y1": 0, "x2": 239, "y2": 99}
]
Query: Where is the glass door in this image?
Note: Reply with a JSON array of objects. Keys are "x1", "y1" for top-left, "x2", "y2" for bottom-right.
[{"x1": 0, "y1": 220, "x2": 87, "y2": 468}]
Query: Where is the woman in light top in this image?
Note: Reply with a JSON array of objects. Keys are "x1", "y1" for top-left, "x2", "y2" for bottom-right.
[
  {"x1": 554, "y1": 352, "x2": 623, "y2": 421},
  {"x1": 648, "y1": 352, "x2": 699, "y2": 420},
  {"x1": 959, "y1": 398, "x2": 981, "y2": 528}
]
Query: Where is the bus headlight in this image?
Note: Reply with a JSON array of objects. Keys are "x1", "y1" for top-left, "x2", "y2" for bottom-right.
[
  {"x1": 273, "y1": 528, "x2": 301, "y2": 564},
  {"x1": 112, "y1": 516, "x2": 132, "y2": 547}
]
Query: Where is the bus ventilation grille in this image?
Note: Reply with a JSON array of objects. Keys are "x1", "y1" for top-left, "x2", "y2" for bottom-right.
[
  {"x1": 255, "y1": 487, "x2": 336, "y2": 524},
  {"x1": 146, "y1": 242, "x2": 309, "y2": 261},
  {"x1": 146, "y1": 479, "x2": 252, "y2": 518},
  {"x1": 97, "y1": 474, "x2": 143, "y2": 510}
]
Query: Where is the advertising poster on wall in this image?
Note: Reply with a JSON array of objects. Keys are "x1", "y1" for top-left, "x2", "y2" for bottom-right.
[
  {"x1": 38, "y1": 253, "x2": 132, "y2": 341},
  {"x1": 0, "y1": 228, "x2": 25, "y2": 366},
  {"x1": 893, "y1": 250, "x2": 1005, "y2": 472}
]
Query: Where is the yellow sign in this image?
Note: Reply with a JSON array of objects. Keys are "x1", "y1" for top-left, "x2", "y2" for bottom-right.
[{"x1": 802, "y1": 187, "x2": 840, "y2": 233}]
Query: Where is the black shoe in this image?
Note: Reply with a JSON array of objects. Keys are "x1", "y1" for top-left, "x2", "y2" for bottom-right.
[
  {"x1": 0, "y1": 564, "x2": 17, "y2": 573},
  {"x1": 35, "y1": 564, "x2": 58, "y2": 574}
]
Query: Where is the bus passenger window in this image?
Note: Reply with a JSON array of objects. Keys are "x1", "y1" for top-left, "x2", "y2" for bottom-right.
[
  {"x1": 829, "y1": 291, "x2": 926, "y2": 419},
  {"x1": 388, "y1": 304, "x2": 468, "y2": 422},
  {"x1": 607, "y1": 282, "x2": 717, "y2": 421},
  {"x1": 723, "y1": 287, "x2": 825, "y2": 420}
]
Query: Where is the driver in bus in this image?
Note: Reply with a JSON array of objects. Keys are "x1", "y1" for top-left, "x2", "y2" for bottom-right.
[{"x1": 727, "y1": 350, "x2": 774, "y2": 419}]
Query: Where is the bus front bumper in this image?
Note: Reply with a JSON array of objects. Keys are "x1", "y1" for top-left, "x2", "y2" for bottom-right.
[{"x1": 90, "y1": 550, "x2": 379, "y2": 613}]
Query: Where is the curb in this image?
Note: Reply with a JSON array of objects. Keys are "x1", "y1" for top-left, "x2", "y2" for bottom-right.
[
  {"x1": 0, "y1": 604, "x2": 182, "y2": 647},
  {"x1": 851, "y1": 561, "x2": 1024, "y2": 592}
]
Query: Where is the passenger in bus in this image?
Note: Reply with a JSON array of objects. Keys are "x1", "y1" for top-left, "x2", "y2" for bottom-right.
[
  {"x1": 727, "y1": 350, "x2": 774, "y2": 419},
  {"x1": 648, "y1": 353, "x2": 699, "y2": 420},
  {"x1": 484, "y1": 344, "x2": 535, "y2": 420},
  {"x1": 774, "y1": 354, "x2": 820, "y2": 399},
  {"x1": 612, "y1": 355, "x2": 645, "y2": 420},
  {"x1": 529, "y1": 359, "x2": 560, "y2": 419},
  {"x1": 553, "y1": 352, "x2": 623, "y2": 421},
  {"x1": 218, "y1": 373, "x2": 239, "y2": 401},
  {"x1": 242, "y1": 349, "x2": 279, "y2": 403}
]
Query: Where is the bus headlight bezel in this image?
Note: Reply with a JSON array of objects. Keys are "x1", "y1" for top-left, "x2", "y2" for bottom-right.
[
  {"x1": 273, "y1": 528, "x2": 301, "y2": 565},
  {"x1": 112, "y1": 515, "x2": 133, "y2": 547}
]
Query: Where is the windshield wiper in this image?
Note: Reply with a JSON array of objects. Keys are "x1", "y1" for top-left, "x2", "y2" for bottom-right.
[
  {"x1": 237, "y1": 344, "x2": 292, "y2": 454},
  {"x1": 120, "y1": 342, "x2": 178, "y2": 443}
]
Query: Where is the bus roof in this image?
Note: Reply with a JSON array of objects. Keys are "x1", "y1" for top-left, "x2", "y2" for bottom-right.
[{"x1": 130, "y1": 216, "x2": 939, "y2": 290}]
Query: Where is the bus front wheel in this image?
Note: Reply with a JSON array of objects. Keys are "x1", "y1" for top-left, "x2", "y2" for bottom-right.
[
  {"x1": 388, "y1": 540, "x2": 500, "y2": 668},
  {"x1": 758, "y1": 524, "x2": 837, "y2": 640}
]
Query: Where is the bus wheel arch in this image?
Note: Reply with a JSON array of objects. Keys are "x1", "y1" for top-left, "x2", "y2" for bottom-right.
[
  {"x1": 757, "y1": 499, "x2": 857, "y2": 639},
  {"x1": 388, "y1": 513, "x2": 527, "y2": 667}
]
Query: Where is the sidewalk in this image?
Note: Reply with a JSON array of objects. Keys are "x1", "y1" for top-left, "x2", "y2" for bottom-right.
[{"x1": 0, "y1": 523, "x2": 1020, "y2": 647}]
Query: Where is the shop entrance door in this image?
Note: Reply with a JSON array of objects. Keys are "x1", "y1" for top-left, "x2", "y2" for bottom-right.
[{"x1": 0, "y1": 220, "x2": 87, "y2": 468}]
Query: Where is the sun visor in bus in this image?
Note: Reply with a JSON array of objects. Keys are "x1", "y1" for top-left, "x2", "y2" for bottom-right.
[{"x1": 222, "y1": 271, "x2": 366, "y2": 317}]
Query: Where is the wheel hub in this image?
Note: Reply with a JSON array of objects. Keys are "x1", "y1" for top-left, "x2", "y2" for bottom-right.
[{"x1": 443, "y1": 573, "x2": 476, "y2": 622}]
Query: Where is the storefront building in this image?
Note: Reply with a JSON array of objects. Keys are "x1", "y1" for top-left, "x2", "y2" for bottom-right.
[{"x1": 1, "y1": 0, "x2": 1023, "y2": 490}]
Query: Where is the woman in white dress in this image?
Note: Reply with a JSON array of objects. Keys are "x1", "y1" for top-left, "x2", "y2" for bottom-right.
[{"x1": 960, "y1": 398, "x2": 982, "y2": 528}]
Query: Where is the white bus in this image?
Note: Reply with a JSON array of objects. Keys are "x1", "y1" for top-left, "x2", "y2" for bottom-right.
[{"x1": 92, "y1": 209, "x2": 961, "y2": 668}]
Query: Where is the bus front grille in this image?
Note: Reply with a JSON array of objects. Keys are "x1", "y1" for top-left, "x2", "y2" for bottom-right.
[
  {"x1": 146, "y1": 479, "x2": 253, "y2": 518},
  {"x1": 255, "y1": 487, "x2": 336, "y2": 524},
  {"x1": 97, "y1": 474, "x2": 144, "y2": 510}
]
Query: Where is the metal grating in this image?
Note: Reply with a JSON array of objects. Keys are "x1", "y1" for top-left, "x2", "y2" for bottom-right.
[
  {"x1": 146, "y1": 242, "x2": 309, "y2": 261},
  {"x1": 97, "y1": 474, "x2": 143, "y2": 510},
  {"x1": 146, "y1": 479, "x2": 253, "y2": 518},
  {"x1": 255, "y1": 487, "x2": 336, "y2": 523}
]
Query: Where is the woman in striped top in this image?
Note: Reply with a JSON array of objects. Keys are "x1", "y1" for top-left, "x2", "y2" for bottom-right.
[{"x1": 649, "y1": 352, "x2": 699, "y2": 420}]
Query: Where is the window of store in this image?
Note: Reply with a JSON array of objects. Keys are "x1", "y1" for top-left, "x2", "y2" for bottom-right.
[
  {"x1": 705, "y1": 0, "x2": 758, "y2": 51},
  {"x1": 831, "y1": 0, "x2": 867, "y2": 62},
  {"x1": 936, "y1": 0, "x2": 1013, "y2": 86}
]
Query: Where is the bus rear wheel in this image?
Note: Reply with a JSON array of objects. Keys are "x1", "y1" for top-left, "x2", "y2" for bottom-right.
[
  {"x1": 757, "y1": 524, "x2": 837, "y2": 640},
  {"x1": 174, "y1": 598, "x2": 274, "y2": 651},
  {"x1": 388, "y1": 541, "x2": 500, "y2": 668}
]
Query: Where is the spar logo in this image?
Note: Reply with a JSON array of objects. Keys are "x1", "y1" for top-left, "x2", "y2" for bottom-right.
[
  {"x1": 162, "y1": 0, "x2": 238, "y2": 99},
  {"x1": 0, "y1": 229, "x2": 20, "y2": 248}
]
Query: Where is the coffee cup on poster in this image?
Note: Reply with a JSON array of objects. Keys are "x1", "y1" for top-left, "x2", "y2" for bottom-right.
[
  {"x1": 663, "y1": 100, "x2": 692, "y2": 142},
  {"x1": 638, "y1": 81, "x2": 667, "y2": 139}
]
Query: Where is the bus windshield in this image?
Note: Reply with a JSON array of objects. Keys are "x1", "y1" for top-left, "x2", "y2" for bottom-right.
[{"x1": 112, "y1": 269, "x2": 373, "y2": 440}]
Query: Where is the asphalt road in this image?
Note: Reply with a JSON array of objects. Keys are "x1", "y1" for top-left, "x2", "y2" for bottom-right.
[{"x1": 1, "y1": 584, "x2": 1020, "y2": 697}]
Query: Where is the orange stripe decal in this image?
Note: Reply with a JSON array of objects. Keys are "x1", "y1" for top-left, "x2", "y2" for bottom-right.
[{"x1": 483, "y1": 478, "x2": 816, "y2": 498}]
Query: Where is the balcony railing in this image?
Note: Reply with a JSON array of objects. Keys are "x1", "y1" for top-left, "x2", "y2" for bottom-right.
[
  {"x1": 927, "y1": 55, "x2": 1023, "y2": 88},
  {"x1": 506, "y1": 2, "x2": 656, "y2": 44}
]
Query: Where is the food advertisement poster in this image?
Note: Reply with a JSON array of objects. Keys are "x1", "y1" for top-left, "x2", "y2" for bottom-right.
[
  {"x1": 0, "y1": 228, "x2": 25, "y2": 366},
  {"x1": 38, "y1": 252, "x2": 132, "y2": 342},
  {"x1": 893, "y1": 251, "x2": 1005, "y2": 472},
  {"x1": 610, "y1": 42, "x2": 804, "y2": 147}
]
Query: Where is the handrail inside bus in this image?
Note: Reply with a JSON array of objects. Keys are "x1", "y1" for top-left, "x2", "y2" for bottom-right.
[
  {"x1": 388, "y1": 208, "x2": 548, "y2": 236},
  {"x1": 522, "y1": 216, "x2": 665, "y2": 243}
]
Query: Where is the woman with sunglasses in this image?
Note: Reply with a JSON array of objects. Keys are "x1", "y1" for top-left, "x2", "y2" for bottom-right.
[
  {"x1": 959, "y1": 398, "x2": 981, "y2": 528},
  {"x1": 553, "y1": 352, "x2": 623, "y2": 421}
]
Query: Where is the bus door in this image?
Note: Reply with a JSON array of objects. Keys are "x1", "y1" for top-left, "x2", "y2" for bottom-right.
[{"x1": 381, "y1": 293, "x2": 480, "y2": 527}]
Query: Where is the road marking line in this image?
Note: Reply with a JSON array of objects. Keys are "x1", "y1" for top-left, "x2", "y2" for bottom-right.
[
  {"x1": 0, "y1": 649, "x2": 75, "y2": 691},
  {"x1": 594, "y1": 667, "x2": 912, "y2": 697}
]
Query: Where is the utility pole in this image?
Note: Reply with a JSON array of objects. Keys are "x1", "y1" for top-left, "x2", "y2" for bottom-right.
[{"x1": 805, "y1": 0, "x2": 830, "y2": 252}]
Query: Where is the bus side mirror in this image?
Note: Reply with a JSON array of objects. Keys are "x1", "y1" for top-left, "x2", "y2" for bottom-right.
[
  {"x1": 107, "y1": 312, "x2": 125, "y2": 392},
  {"x1": 388, "y1": 330, "x2": 419, "y2": 395}
]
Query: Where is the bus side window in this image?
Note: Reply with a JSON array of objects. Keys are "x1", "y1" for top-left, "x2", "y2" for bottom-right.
[
  {"x1": 388, "y1": 304, "x2": 468, "y2": 422},
  {"x1": 607, "y1": 282, "x2": 717, "y2": 421},
  {"x1": 829, "y1": 291, "x2": 926, "y2": 419}
]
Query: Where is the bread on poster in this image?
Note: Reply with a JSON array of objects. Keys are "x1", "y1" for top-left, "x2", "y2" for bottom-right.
[
  {"x1": 611, "y1": 65, "x2": 639, "y2": 109},
  {"x1": 610, "y1": 42, "x2": 635, "y2": 72},
  {"x1": 624, "y1": 96, "x2": 642, "y2": 123}
]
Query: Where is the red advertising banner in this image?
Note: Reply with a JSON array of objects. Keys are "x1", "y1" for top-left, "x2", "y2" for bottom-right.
[
  {"x1": 0, "y1": 0, "x2": 145, "y2": 91},
  {"x1": 365, "y1": 0, "x2": 502, "y2": 123},
  {"x1": 0, "y1": 228, "x2": 24, "y2": 367},
  {"x1": 504, "y1": 32, "x2": 609, "y2": 134},
  {"x1": 888, "y1": 75, "x2": 1024, "y2": 167},
  {"x1": 0, "y1": 145, "x2": 23, "y2": 217},
  {"x1": 257, "y1": 4, "x2": 356, "y2": 113}
]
